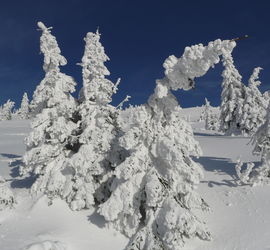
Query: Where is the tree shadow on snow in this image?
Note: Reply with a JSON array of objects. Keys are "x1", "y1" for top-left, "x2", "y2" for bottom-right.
[
  {"x1": 0, "y1": 153, "x2": 21, "y2": 159},
  {"x1": 194, "y1": 132, "x2": 250, "y2": 139},
  {"x1": 8, "y1": 158, "x2": 36, "y2": 189},
  {"x1": 10, "y1": 173, "x2": 36, "y2": 189},
  {"x1": 9, "y1": 159, "x2": 23, "y2": 177},
  {"x1": 194, "y1": 132, "x2": 224, "y2": 137},
  {"x1": 194, "y1": 156, "x2": 238, "y2": 187},
  {"x1": 88, "y1": 211, "x2": 106, "y2": 228}
]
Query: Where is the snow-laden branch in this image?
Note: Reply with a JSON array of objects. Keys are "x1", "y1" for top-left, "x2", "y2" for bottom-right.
[
  {"x1": 161, "y1": 39, "x2": 236, "y2": 91},
  {"x1": 38, "y1": 21, "x2": 67, "y2": 73},
  {"x1": 248, "y1": 67, "x2": 263, "y2": 88}
]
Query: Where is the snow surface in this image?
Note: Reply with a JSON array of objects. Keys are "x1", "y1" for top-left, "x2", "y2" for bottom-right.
[{"x1": 1, "y1": 109, "x2": 270, "y2": 250}]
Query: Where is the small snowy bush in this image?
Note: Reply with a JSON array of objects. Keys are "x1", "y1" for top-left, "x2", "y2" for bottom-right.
[
  {"x1": 17, "y1": 92, "x2": 30, "y2": 119},
  {"x1": 0, "y1": 99, "x2": 15, "y2": 121},
  {"x1": 0, "y1": 176, "x2": 15, "y2": 210}
]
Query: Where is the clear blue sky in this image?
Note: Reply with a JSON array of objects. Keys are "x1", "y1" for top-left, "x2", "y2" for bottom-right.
[{"x1": 0, "y1": 0, "x2": 269, "y2": 108}]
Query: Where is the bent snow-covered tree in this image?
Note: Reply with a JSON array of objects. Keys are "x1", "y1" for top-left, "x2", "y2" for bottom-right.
[
  {"x1": 21, "y1": 22, "x2": 77, "y2": 199},
  {"x1": 99, "y1": 39, "x2": 236, "y2": 249},
  {"x1": 61, "y1": 30, "x2": 122, "y2": 211},
  {"x1": 240, "y1": 67, "x2": 266, "y2": 135},
  {"x1": 18, "y1": 92, "x2": 30, "y2": 119},
  {"x1": 220, "y1": 52, "x2": 245, "y2": 134}
]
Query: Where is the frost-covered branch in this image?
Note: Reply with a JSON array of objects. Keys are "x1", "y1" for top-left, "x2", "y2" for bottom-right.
[{"x1": 116, "y1": 95, "x2": 131, "y2": 110}]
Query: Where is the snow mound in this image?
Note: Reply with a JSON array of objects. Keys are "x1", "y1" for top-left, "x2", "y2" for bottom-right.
[{"x1": 24, "y1": 240, "x2": 66, "y2": 250}]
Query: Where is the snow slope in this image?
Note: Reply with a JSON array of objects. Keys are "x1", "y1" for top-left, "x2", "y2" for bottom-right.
[{"x1": 1, "y1": 109, "x2": 270, "y2": 250}]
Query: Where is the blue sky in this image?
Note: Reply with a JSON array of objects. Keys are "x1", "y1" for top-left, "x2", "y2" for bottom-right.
[{"x1": 0, "y1": 0, "x2": 269, "y2": 108}]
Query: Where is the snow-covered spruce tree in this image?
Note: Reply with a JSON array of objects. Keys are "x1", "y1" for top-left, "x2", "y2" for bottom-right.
[
  {"x1": 199, "y1": 105, "x2": 205, "y2": 122},
  {"x1": 204, "y1": 98, "x2": 211, "y2": 129},
  {"x1": 21, "y1": 22, "x2": 78, "y2": 199},
  {"x1": 0, "y1": 99, "x2": 15, "y2": 120},
  {"x1": 99, "y1": 39, "x2": 236, "y2": 249},
  {"x1": 220, "y1": 52, "x2": 245, "y2": 134},
  {"x1": 204, "y1": 98, "x2": 219, "y2": 130},
  {"x1": 263, "y1": 90, "x2": 270, "y2": 107},
  {"x1": 239, "y1": 67, "x2": 266, "y2": 135},
  {"x1": 18, "y1": 92, "x2": 30, "y2": 119},
  {"x1": 60, "y1": 30, "x2": 122, "y2": 211},
  {"x1": 236, "y1": 103, "x2": 270, "y2": 186}
]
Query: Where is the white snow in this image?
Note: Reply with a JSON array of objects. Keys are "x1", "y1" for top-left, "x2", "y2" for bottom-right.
[{"x1": 1, "y1": 108, "x2": 270, "y2": 249}]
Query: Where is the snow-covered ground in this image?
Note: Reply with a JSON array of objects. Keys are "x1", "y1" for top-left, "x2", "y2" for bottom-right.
[{"x1": 1, "y1": 108, "x2": 270, "y2": 250}]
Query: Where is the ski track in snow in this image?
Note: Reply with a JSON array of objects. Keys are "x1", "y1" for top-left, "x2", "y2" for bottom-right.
[{"x1": 1, "y1": 110, "x2": 270, "y2": 249}]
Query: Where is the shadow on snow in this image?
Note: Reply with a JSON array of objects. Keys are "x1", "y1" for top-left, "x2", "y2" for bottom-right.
[
  {"x1": 0, "y1": 153, "x2": 21, "y2": 159},
  {"x1": 88, "y1": 211, "x2": 106, "y2": 228},
  {"x1": 194, "y1": 132, "x2": 224, "y2": 137},
  {"x1": 194, "y1": 132, "x2": 251, "y2": 139},
  {"x1": 194, "y1": 156, "x2": 238, "y2": 187},
  {"x1": 6, "y1": 156, "x2": 36, "y2": 189}
]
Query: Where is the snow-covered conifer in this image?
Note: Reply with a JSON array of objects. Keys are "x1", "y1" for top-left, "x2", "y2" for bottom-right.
[
  {"x1": 60, "y1": 30, "x2": 122, "y2": 211},
  {"x1": 99, "y1": 39, "x2": 236, "y2": 249},
  {"x1": 204, "y1": 98, "x2": 211, "y2": 129},
  {"x1": 239, "y1": 67, "x2": 266, "y2": 135},
  {"x1": 21, "y1": 22, "x2": 78, "y2": 200},
  {"x1": 220, "y1": 53, "x2": 245, "y2": 134},
  {"x1": 251, "y1": 103, "x2": 270, "y2": 182},
  {"x1": 236, "y1": 103, "x2": 270, "y2": 186},
  {"x1": 204, "y1": 98, "x2": 219, "y2": 130},
  {"x1": 263, "y1": 91, "x2": 270, "y2": 107},
  {"x1": 0, "y1": 99, "x2": 15, "y2": 120},
  {"x1": 18, "y1": 92, "x2": 30, "y2": 119},
  {"x1": 199, "y1": 105, "x2": 205, "y2": 122}
]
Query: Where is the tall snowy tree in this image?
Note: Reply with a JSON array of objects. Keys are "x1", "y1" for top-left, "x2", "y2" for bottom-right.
[
  {"x1": 60, "y1": 30, "x2": 122, "y2": 211},
  {"x1": 0, "y1": 99, "x2": 15, "y2": 121},
  {"x1": 239, "y1": 67, "x2": 266, "y2": 135},
  {"x1": 17, "y1": 92, "x2": 30, "y2": 119},
  {"x1": 21, "y1": 22, "x2": 78, "y2": 200},
  {"x1": 99, "y1": 39, "x2": 236, "y2": 249},
  {"x1": 220, "y1": 53, "x2": 245, "y2": 134}
]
